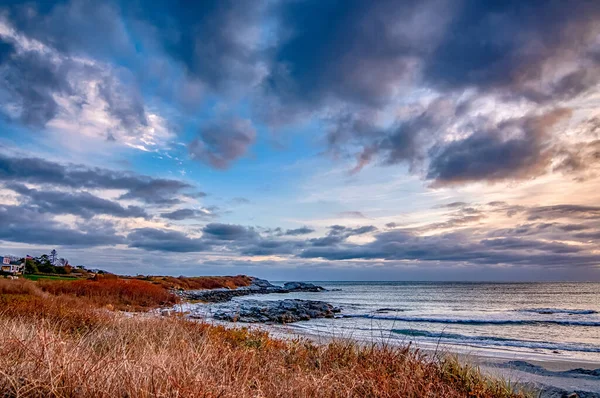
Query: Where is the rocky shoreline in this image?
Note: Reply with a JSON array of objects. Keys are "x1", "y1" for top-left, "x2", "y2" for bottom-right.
[
  {"x1": 178, "y1": 278, "x2": 326, "y2": 303},
  {"x1": 212, "y1": 299, "x2": 341, "y2": 323},
  {"x1": 177, "y1": 278, "x2": 341, "y2": 324}
]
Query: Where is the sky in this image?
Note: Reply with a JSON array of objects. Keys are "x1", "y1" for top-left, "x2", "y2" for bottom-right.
[{"x1": 0, "y1": 0, "x2": 599, "y2": 281}]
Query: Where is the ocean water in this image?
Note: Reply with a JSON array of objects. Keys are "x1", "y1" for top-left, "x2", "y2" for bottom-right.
[{"x1": 235, "y1": 282, "x2": 600, "y2": 362}]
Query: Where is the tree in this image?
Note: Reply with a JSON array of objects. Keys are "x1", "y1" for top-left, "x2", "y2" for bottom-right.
[
  {"x1": 50, "y1": 249, "x2": 57, "y2": 265},
  {"x1": 24, "y1": 258, "x2": 39, "y2": 274}
]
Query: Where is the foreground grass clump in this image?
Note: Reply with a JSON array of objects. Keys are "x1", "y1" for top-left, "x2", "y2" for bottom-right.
[{"x1": 0, "y1": 279, "x2": 527, "y2": 397}]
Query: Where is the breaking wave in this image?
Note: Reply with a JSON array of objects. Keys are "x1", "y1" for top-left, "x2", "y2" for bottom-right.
[
  {"x1": 343, "y1": 314, "x2": 600, "y2": 327},
  {"x1": 516, "y1": 308, "x2": 598, "y2": 315},
  {"x1": 391, "y1": 328, "x2": 600, "y2": 353}
]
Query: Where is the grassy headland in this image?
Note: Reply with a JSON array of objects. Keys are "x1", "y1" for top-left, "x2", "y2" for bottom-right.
[{"x1": 0, "y1": 277, "x2": 529, "y2": 397}]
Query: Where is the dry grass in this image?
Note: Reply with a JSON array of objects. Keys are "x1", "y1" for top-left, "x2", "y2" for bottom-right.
[
  {"x1": 37, "y1": 278, "x2": 179, "y2": 311},
  {"x1": 134, "y1": 275, "x2": 254, "y2": 290},
  {"x1": 0, "y1": 279, "x2": 528, "y2": 397}
]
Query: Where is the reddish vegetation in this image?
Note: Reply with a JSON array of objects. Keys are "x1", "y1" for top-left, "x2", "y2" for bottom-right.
[
  {"x1": 134, "y1": 274, "x2": 254, "y2": 290},
  {"x1": 38, "y1": 278, "x2": 179, "y2": 310}
]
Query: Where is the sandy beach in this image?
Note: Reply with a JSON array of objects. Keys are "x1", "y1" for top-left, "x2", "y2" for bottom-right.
[{"x1": 246, "y1": 321, "x2": 600, "y2": 397}]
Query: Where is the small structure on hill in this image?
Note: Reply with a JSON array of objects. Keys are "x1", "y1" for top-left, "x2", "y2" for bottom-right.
[{"x1": 1, "y1": 256, "x2": 25, "y2": 275}]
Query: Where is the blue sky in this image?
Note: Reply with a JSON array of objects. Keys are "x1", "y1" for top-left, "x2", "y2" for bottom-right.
[{"x1": 1, "y1": 0, "x2": 600, "y2": 281}]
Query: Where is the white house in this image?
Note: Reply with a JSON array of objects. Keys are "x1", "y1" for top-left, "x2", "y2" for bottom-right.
[{"x1": 1, "y1": 257, "x2": 25, "y2": 275}]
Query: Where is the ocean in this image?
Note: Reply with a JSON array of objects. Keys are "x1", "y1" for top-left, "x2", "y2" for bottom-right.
[{"x1": 230, "y1": 281, "x2": 600, "y2": 362}]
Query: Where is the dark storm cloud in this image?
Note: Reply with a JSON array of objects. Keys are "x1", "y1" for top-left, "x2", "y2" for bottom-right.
[
  {"x1": 127, "y1": 228, "x2": 208, "y2": 253},
  {"x1": 0, "y1": 44, "x2": 74, "y2": 126},
  {"x1": 268, "y1": 0, "x2": 444, "y2": 110},
  {"x1": 189, "y1": 118, "x2": 256, "y2": 169},
  {"x1": 284, "y1": 227, "x2": 314, "y2": 236},
  {"x1": 0, "y1": 204, "x2": 124, "y2": 246},
  {"x1": 134, "y1": 0, "x2": 267, "y2": 90},
  {"x1": 0, "y1": 152, "x2": 193, "y2": 204},
  {"x1": 427, "y1": 109, "x2": 571, "y2": 184},
  {"x1": 6, "y1": 182, "x2": 147, "y2": 219},
  {"x1": 264, "y1": 0, "x2": 599, "y2": 183},
  {"x1": 423, "y1": 0, "x2": 600, "y2": 97}
]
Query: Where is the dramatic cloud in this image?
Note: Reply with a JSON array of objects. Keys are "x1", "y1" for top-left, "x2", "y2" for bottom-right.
[
  {"x1": 135, "y1": 0, "x2": 268, "y2": 90},
  {"x1": 0, "y1": 204, "x2": 124, "y2": 247},
  {"x1": 0, "y1": 153, "x2": 193, "y2": 205},
  {"x1": 0, "y1": 0, "x2": 599, "y2": 279},
  {"x1": 422, "y1": 0, "x2": 600, "y2": 98},
  {"x1": 6, "y1": 182, "x2": 148, "y2": 219},
  {"x1": 427, "y1": 109, "x2": 572, "y2": 184},
  {"x1": 267, "y1": 0, "x2": 444, "y2": 110},
  {"x1": 189, "y1": 118, "x2": 256, "y2": 169},
  {"x1": 300, "y1": 227, "x2": 600, "y2": 268},
  {"x1": 128, "y1": 228, "x2": 208, "y2": 253}
]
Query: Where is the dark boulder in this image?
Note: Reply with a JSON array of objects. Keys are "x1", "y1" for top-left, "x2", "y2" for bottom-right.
[{"x1": 213, "y1": 299, "x2": 341, "y2": 323}]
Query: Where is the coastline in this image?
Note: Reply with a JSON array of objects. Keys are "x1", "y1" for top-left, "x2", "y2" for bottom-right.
[
  {"x1": 173, "y1": 280, "x2": 600, "y2": 397},
  {"x1": 234, "y1": 321, "x2": 600, "y2": 397}
]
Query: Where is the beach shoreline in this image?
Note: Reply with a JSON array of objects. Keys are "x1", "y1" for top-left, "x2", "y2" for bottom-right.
[{"x1": 182, "y1": 307, "x2": 600, "y2": 397}]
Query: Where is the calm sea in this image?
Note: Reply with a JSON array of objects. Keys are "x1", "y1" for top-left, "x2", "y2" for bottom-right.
[{"x1": 236, "y1": 282, "x2": 600, "y2": 362}]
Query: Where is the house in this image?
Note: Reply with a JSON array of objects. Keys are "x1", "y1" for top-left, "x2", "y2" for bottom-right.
[{"x1": 1, "y1": 257, "x2": 25, "y2": 275}]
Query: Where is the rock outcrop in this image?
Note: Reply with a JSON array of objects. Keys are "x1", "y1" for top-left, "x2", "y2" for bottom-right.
[
  {"x1": 283, "y1": 282, "x2": 325, "y2": 292},
  {"x1": 179, "y1": 278, "x2": 327, "y2": 303},
  {"x1": 212, "y1": 299, "x2": 341, "y2": 323}
]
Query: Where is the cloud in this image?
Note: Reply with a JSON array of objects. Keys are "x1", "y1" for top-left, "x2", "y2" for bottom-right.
[
  {"x1": 161, "y1": 208, "x2": 218, "y2": 221},
  {"x1": 525, "y1": 205, "x2": 600, "y2": 221},
  {"x1": 0, "y1": 37, "x2": 73, "y2": 126},
  {"x1": 6, "y1": 182, "x2": 148, "y2": 219},
  {"x1": 0, "y1": 15, "x2": 169, "y2": 150},
  {"x1": 135, "y1": 0, "x2": 268, "y2": 91},
  {"x1": 427, "y1": 108, "x2": 572, "y2": 184},
  {"x1": 202, "y1": 223, "x2": 259, "y2": 241},
  {"x1": 0, "y1": 152, "x2": 193, "y2": 205},
  {"x1": 189, "y1": 118, "x2": 256, "y2": 169},
  {"x1": 284, "y1": 227, "x2": 314, "y2": 236},
  {"x1": 0, "y1": 204, "x2": 124, "y2": 246},
  {"x1": 267, "y1": 0, "x2": 446, "y2": 111},
  {"x1": 128, "y1": 228, "x2": 208, "y2": 253},
  {"x1": 422, "y1": 0, "x2": 600, "y2": 99},
  {"x1": 337, "y1": 211, "x2": 366, "y2": 219},
  {"x1": 299, "y1": 228, "x2": 600, "y2": 268},
  {"x1": 261, "y1": 0, "x2": 600, "y2": 186},
  {"x1": 309, "y1": 225, "x2": 377, "y2": 247}
]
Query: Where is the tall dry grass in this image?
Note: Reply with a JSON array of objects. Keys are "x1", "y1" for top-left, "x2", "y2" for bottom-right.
[
  {"x1": 37, "y1": 278, "x2": 179, "y2": 310},
  {"x1": 0, "y1": 279, "x2": 528, "y2": 397},
  {"x1": 135, "y1": 275, "x2": 254, "y2": 290}
]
